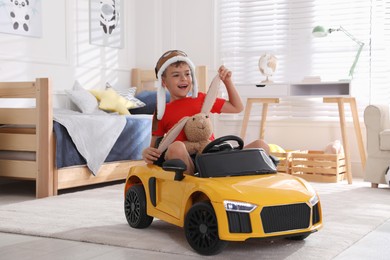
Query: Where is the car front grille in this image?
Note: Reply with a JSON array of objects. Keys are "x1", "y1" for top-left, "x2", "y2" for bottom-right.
[
  {"x1": 261, "y1": 203, "x2": 311, "y2": 233},
  {"x1": 227, "y1": 212, "x2": 252, "y2": 233},
  {"x1": 312, "y1": 203, "x2": 321, "y2": 225}
]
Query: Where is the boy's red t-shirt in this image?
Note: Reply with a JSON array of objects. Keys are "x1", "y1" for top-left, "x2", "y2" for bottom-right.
[{"x1": 152, "y1": 92, "x2": 225, "y2": 142}]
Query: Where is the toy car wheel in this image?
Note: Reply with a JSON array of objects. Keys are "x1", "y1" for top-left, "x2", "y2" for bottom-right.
[
  {"x1": 124, "y1": 185, "x2": 153, "y2": 229},
  {"x1": 184, "y1": 202, "x2": 228, "y2": 255}
]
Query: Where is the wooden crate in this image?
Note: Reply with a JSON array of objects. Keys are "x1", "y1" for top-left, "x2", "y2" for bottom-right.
[
  {"x1": 291, "y1": 150, "x2": 346, "y2": 182},
  {"x1": 270, "y1": 150, "x2": 300, "y2": 174}
]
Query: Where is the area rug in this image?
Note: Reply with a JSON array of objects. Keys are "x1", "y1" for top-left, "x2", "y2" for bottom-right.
[{"x1": 0, "y1": 180, "x2": 389, "y2": 259}]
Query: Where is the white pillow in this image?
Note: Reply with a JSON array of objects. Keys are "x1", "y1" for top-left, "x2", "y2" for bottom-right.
[
  {"x1": 106, "y1": 82, "x2": 146, "y2": 109},
  {"x1": 66, "y1": 81, "x2": 104, "y2": 114}
]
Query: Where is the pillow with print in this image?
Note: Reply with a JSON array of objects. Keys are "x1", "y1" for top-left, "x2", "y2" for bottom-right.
[
  {"x1": 105, "y1": 82, "x2": 146, "y2": 109},
  {"x1": 129, "y1": 91, "x2": 170, "y2": 115}
]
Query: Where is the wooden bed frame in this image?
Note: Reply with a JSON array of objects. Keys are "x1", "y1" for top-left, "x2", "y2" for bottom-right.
[
  {"x1": 0, "y1": 66, "x2": 207, "y2": 198},
  {"x1": 0, "y1": 78, "x2": 53, "y2": 198}
]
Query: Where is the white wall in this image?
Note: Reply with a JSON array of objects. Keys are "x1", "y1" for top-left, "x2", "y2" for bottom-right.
[
  {"x1": 0, "y1": 0, "x2": 366, "y2": 177},
  {"x1": 133, "y1": 0, "x2": 216, "y2": 71},
  {"x1": 0, "y1": 0, "x2": 217, "y2": 104},
  {"x1": 0, "y1": 0, "x2": 137, "y2": 108}
]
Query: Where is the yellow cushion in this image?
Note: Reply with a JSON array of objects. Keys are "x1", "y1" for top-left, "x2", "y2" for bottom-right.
[{"x1": 90, "y1": 88, "x2": 137, "y2": 115}]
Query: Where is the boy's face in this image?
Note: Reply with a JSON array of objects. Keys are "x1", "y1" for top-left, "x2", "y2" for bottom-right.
[{"x1": 162, "y1": 63, "x2": 193, "y2": 101}]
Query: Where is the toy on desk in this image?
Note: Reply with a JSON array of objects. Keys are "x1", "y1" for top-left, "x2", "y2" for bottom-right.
[{"x1": 258, "y1": 53, "x2": 277, "y2": 83}]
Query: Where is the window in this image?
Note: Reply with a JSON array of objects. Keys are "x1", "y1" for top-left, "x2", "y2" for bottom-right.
[{"x1": 218, "y1": 0, "x2": 390, "y2": 120}]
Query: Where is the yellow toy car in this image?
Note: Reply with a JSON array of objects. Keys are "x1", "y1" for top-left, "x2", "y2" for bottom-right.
[{"x1": 124, "y1": 136, "x2": 322, "y2": 255}]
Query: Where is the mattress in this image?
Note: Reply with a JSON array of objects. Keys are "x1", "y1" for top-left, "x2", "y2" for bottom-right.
[{"x1": 54, "y1": 115, "x2": 152, "y2": 169}]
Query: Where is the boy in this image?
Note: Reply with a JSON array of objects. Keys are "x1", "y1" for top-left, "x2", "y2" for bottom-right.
[{"x1": 142, "y1": 50, "x2": 268, "y2": 174}]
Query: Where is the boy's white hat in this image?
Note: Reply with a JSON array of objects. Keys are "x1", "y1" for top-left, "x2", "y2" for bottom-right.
[{"x1": 155, "y1": 50, "x2": 198, "y2": 120}]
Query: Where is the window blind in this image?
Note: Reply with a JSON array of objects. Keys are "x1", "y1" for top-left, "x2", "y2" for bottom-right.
[
  {"x1": 218, "y1": 0, "x2": 388, "y2": 120},
  {"x1": 370, "y1": 0, "x2": 390, "y2": 104}
]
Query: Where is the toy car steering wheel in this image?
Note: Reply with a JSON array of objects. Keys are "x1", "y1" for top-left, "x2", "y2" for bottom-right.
[{"x1": 202, "y1": 135, "x2": 244, "y2": 154}]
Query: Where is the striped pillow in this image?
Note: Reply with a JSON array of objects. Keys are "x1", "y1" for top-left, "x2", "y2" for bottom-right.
[{"x1": 105, "y1": 83, "x2": 146, "y2": 109}]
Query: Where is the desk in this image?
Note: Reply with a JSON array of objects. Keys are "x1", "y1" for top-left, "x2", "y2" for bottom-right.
[{"x1": 240, "y1": 97, "x2": 366, "y2": 184}]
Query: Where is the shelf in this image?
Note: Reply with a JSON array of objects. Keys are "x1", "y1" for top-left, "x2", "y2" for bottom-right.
[{"x1": 289, "y1": 82, "x2": 350, "y2": 96}]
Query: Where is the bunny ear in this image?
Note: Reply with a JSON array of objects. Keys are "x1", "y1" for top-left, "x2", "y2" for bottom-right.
[
  {"x1": 201, "y1": 74, "x2": 221, "y2": 114},
  {"x1": 157, "y1": 116, "x2": 189, "y2": 153}
]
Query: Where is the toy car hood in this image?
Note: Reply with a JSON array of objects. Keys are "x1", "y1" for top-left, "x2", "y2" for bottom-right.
[{"x1": 198, "y1": 174, "x2": 317, "y2": 205}]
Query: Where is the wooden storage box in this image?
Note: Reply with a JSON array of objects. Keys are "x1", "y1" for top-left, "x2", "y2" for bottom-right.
[
  {"x1": 270, "y1": 150, "x2": 300, "y2": 174},
  {"x1": 291, "y1": 150, "x2": 346, "y2": 182}
]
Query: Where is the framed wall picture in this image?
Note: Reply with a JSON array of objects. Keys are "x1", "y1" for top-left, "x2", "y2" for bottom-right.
[
  {"x1": 0, "y1": 0, "x2": 42, "y2": 37},
  {"x1": 89, "y1": 0, "x2": 124, "y2": 49}
]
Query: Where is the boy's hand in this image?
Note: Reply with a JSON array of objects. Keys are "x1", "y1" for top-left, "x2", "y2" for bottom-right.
[
  {"x1": 142, "y1": 147, "x2": 161, "y2": 164},
  {"x1": 218, "y1": 65, "x2": 232, "y2": 82},
  {"x1": 218, "y1": 65, "x2": 243, "y2": 113}
]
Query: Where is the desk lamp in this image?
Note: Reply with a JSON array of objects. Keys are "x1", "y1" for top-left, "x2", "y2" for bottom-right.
[{"x1": 312, "y1": 25, "x2": 364, "y2": 79}]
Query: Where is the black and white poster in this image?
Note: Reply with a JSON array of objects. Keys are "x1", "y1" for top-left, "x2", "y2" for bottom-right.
[
  {"x1": 0, "y1": 0, "x2": 42, "y2": 37},
  {"x1": 89, "y1": 0, "x2": 123, "y2": 49}
]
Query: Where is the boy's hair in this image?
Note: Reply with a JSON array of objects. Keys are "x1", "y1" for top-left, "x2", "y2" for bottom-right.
[
  {"x1": 161, "y1": 61, "x2": 189, "y2": 78},
  {"x1": 155, "y1": 50, "x2": 198, "y2": 120}
]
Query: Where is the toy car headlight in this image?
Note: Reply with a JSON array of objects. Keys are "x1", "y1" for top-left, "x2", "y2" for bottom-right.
[
  {"x1": 224, "y1": 200, "x2": 257, "y2": 213},
  {"x1": 309, "y1": 194, "x2": 319, "y2": 206},
  {"x1": 302, "y1": 180, "x2": 319, "y2": 206}
]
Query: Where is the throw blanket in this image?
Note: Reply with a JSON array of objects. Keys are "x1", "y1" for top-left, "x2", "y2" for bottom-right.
[{"x1": 53, "y1": 109, "x2": 126, "y2": 175}]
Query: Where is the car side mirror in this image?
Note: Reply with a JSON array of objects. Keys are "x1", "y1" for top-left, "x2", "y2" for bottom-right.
[{"x1": 162, "y1": 159, "x2": 187, "y2": 181}]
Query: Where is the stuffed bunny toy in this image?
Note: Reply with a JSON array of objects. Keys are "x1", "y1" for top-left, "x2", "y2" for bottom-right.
[
  {"x1": 183, "y1": 113, "x2": 212, "y2": 154},
  {"x1": 157, "y1": 74, "x2": 221, "y2": 154}
]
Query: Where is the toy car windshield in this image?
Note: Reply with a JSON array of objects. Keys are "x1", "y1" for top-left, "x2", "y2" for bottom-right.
[{"x1": 195, "y1": 148, "x2": 277, "y2": 178}]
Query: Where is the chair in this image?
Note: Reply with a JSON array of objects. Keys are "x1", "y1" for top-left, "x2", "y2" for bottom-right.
[{"x1": 364, "y1": 104, "x2": 390, "y2": 187}]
